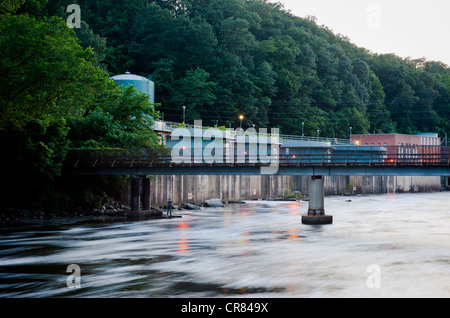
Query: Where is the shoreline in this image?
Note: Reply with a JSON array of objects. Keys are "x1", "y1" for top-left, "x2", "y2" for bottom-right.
[{"x1": 1, "y1": 190, "x2": 447, "y2": 226}]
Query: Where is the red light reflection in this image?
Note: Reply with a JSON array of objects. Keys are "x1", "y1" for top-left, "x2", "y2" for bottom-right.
[{"x1": 176, "y1": 221, "x2": 191, "y2": 253}]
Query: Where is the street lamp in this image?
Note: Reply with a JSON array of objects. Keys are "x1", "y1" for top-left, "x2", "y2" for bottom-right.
[
  {"x1": 349, "y1": 126, "x2": 352, "y2": 141},
  {"x1": 302, "y1": 122, "x2": 305, "y2": 138},
  {"x1": 316, "y1": 129, "x2": 320, "y2": 138},
  {"x1": 182, "y1": 106, "x2": 186, "y2": 124},
  {"x1": 239, "y1": 114, "x2": 244, "y2": 128}
]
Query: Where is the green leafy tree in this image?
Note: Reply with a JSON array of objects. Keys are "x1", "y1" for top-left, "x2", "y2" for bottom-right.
[
  {"x1": 338, "y1": 107, "x2": 370, "y2": 136},
  {"x1": 170, "y1": 68, "x2": 217, "y2": 122},
  {"x1": 0, "y1": 0, "x2": 26, "y2": 13},
  {"x1": 68, "y1": 80, "x2": 160, "y2": 148},
  {"x1": 48, "y1": 0, "x2": 450, "y2": 137},
  {"x1": 80, "y1": 0, "x2": 149, "y2": 74},
  {"x1": 0, "y1": 14, "x2": 106, "y2": 130},
  {"x1": 74, "y1": 21, "x2": 107, "y2": 67},
  {"x1": 366, "y1": 71, "x2": 395, "y2": 133},
  {"x1": 0, "y1": 12, "x2": 161, "y2": 214}
]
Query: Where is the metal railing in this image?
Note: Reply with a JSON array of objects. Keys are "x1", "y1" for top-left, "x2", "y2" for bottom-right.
[
  {"x1": 278, "y1": 134, "x2": 349, "y2": 144},
  {"x1": 65, "y1": 146, "x2": 450, "y2": 169},
  {"x1": 152, "y1": 120, "x2": 349, "y2": 144}
]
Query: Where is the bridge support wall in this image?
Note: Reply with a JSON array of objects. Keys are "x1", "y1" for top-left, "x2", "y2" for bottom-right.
[
  {"x1": 142, "y1": 177, "x2": 151, "y2": 210},
  {"x1": 302, "y1": 176, "x2": 333, "y2": 225},
  {"x1": 131, "y1": 176, "x2": 152, "y2": 212},
  {"x1": 131, "y1": 177, "x2": 141, "y2": 212},
  {"x1": 307, "y1": 176, "x2": 325, "y2": 215},
  {"x1": 120, "y1": 175, "x2": 441, "y2": 210}
]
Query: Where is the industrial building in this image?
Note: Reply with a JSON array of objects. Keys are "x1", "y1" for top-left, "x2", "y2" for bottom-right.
[
  {"x1": 350, "y1": 133, "x2": 441, "y2": 151},
  {"x1": 350, "y1": 133, "x2": 442, "y2": 164}
]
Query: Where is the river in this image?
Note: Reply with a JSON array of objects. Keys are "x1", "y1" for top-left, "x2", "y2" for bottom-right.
[{"x1": 1, "y1": 192, "x2": 449, "y2": 298}]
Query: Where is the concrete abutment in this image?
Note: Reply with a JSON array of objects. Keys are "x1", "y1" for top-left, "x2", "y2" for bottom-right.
[
  {"x1": 130, "y1": 176, "x2": 152, "y2": 212},
  {"x1": 123, "y1": 175, "x2": 441, "y2": 216}
]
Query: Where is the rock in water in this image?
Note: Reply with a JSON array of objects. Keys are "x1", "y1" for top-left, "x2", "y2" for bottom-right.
[
  {"x1": 203, "y1": 198, "x2": 224, "y2": 207},
  {"x1": 181, "y1": 203, "x2": 202, "y2": 210}
]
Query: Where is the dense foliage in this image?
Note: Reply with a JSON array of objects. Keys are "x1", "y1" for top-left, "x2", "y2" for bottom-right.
[
  {"x1": 0, "y1": 2, "x2": 160, "y2": 214},
  {"x1": 72, "y1": 0, "x2": 450, "y2": 137}
]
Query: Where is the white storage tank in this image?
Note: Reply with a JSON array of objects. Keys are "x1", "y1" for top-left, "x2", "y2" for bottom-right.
[{"x1": 110, "y1": 72, "x2": 155, "y2": 104}]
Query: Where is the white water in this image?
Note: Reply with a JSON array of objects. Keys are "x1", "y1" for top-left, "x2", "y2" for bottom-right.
[{"x1": 1, "y1": 192, "x2": 450, "y2": 297}]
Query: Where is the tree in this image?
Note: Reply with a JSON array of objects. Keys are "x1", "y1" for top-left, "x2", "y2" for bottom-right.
[
  {"x1": 0, "y1": 14, "x2": 106, "y2": 130},
  {"x1": 0, "y1": 12, "x2": 161, "y2": 214},
  {"x1": 219, "y1": 17, "x2": 257, "y2": 57},
  {"x1": 80, "y1": 0, "x2": 149, "y2": 74},
  {"x1": 366, "y1": 71, "x2": 395, "y2": 133},
  {"x1": 170, "y1": 68, "x2": 217, "y2": 122},
  {"x1": 0, "y1": 0, "x2": 26, "y2": 13},
  {"x1": 68, "y1": 82, "x2": 160, "y2": 149},
  {"x1": 129, "y1": 3, "x2": 218, "y2": 76},
  {"x1": 0, "y1": 13, "x2": 105, "y2": 212},
  {"x1": 69, "y1": 0, "x2": 449, "y2": 137},
  {"x1": 74, "y1": 21, "x2": 107, "y2": 67}
]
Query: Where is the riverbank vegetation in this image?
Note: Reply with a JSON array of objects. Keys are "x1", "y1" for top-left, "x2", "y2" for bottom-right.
[
  {"x1": 0, "y1": 2, "x2": 161, "y2": 216},
  {"x1": 1, "y1": 0, "x2": 449, "y2": 216}
]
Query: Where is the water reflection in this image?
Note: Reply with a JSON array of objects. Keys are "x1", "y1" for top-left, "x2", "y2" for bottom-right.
[
  {"x1": 0, "y1": 192, "x2": 450, "y2": 297},
  {"x1": 176, "y1": 222, "x2": 190, "y2": 253}
]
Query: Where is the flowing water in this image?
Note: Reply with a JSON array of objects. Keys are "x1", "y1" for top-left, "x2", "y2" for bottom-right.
[{"x1": 1, "y1": 192, "x2": 450, "y2": 298}]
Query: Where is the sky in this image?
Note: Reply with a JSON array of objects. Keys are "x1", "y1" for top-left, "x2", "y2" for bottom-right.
[{"x1": 274, "y1": 0, "x2": 450, "y2": 66}]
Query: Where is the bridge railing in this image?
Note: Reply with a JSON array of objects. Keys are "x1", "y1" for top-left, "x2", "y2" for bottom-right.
[
  {"x1": 278, "y1": 134, "x2": 349, "y2": 144},
  {"x1": 153, "y1": 120, "x2": 349, "y2": 144},
  {"x1": 65, "y1": 146, "x2": 450, "y2": 169}
]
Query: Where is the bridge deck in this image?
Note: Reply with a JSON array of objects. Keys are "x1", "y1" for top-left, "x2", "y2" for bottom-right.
[{"x1": 63, "y1": 147, "x2": 450, "y2": 176}]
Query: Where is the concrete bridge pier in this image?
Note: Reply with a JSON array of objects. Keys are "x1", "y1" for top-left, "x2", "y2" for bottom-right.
[
  {"x1": 131, "y1": 177, "x2": 140, "y2": 212},
  {"x1": 302, "y1": 176, "x2": 333, "y2": 225},
  {"x1": 131, "y1": 176, "x2": 151, "y2": 212},
  {"x1": 142, "y1": 177, "x2": 151, "y2": 210}
]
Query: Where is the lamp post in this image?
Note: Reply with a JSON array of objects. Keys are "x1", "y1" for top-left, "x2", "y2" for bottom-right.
[
  {"x1": 316, "y1": 129, "x2": 320, "y2": 138},
  {"x1": 302, "y1": 122, "x2": 305, "y2": 138},
  {"x1": 239, "y1": 114, "x2": 244, "y2": 129},
  {"x1": 349, "y1": 126, "x2": 352, "y2": 142},
  {"x1": 182, "y1": 106, "x2": 186, "y2": 124}
]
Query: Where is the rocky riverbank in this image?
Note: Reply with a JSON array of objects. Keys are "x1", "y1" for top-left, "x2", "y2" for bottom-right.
[
  {"x1": 0, "y1": 198, "x2": 228, "y2": 224},
  {"x1": 0, "y1": 194, "x2": 311, "y2": 225}
]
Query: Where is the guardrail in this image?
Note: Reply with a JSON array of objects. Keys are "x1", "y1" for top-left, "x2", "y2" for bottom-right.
[
  {"x1": 65, "y1": 146, "x2": 450, "y2": 169},
  {"x1": 152, "y1": 120, "x2": 349, "y2": 144}
]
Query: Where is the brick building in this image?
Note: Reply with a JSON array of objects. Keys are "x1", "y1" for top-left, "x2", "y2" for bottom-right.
[
  {"x1": 350, "y1": 133, "x2": 441, "y2": 163},
  {"x1": 350, "y1": 133, "x2": 440, "y2": 147},
  {"x1": 349, "y1": 133, "x2": 445, "y2": 191}
]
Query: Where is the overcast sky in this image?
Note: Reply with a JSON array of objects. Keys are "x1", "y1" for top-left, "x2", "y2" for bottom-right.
[{"x1": 274, "y1": 0, "x2": 450, "y2": 65}]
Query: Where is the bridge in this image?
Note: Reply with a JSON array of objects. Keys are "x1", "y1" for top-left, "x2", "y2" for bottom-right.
[{"x1": 62, "y1": 146, "x2": 450, "y2": 224}]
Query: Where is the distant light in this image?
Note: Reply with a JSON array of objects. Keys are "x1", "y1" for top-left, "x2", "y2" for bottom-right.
[
  {"x1": 355, "y1": 140, "x2": 360, "y2": 145},
  {"x1": 292, "y1": 155, "x2": 296, "y2": 158}
]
